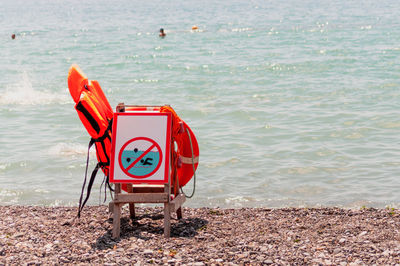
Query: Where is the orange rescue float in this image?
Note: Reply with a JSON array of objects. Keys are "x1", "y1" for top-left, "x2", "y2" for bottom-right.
[{"x1": 125, "y1": 105, "x2": 199, "y2": 188}]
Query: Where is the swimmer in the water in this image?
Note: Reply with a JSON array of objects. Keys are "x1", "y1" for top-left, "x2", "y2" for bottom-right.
[
  {"x1": 159, "y1": 28, "x2": 166, "y2": 38},
  {"x1": 11, "y1": 34, "x2": 16, "y2": 39}
]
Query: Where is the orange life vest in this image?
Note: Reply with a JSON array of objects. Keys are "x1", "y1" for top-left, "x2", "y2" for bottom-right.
[{"x1": 68, "y1": 64, "x2": 113, "y2": 216}]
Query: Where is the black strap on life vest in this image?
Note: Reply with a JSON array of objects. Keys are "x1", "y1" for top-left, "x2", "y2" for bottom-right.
[
  {"x1": 77, "y1": 119, "x2": 113, "y2": 218},
  {"x1": 92, "y1": 118, "x2": 113, "y2": 143},
  {"x1": 76, "y1": 101, "x2": 101, "y2": 134}
]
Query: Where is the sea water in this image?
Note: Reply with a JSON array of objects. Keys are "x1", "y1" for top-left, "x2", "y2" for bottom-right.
[{"x1": 1, "y1": 0, "x2": 400, "y2": 208}]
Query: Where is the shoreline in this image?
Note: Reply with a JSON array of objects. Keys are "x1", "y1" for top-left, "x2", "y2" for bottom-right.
[{"x1": 0, "y1": 206, "x2": 399, "y2": 265}]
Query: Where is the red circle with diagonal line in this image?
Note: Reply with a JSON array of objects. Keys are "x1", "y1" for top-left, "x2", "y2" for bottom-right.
[{"x1": 118, "y1": 137, "x2": 163, "y2": 179}]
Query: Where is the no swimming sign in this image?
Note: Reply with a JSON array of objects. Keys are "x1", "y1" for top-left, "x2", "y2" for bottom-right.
[{"x1": 109, "y1": 112, "x2": 172, "y2": 184}]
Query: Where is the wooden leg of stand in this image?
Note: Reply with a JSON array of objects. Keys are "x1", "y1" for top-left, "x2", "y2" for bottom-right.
[
  {"x1": 112, "y1": 203, "x2": 121, "y2": 239},
  {"x1": 129, "y1": 203, "x2": 135, "y2": 219},
  {"x1": 163, "y1": 183, "x2": 171, "y2": 237},
  {"x1": 108, "y1": 201, "x2": 114, "y2": 214},
  {"x1": 126, "y1": 184, "x2": 135, "y2": 219},
  {"x1": 177, "y1": 207, "x2": 183, "y2": 220},
  {"x1": 164, "y1": 202, "x2": 171, "y2": 238},
  {"x1": 115, "y1": 183, "x2": 121, "y2": 193}
]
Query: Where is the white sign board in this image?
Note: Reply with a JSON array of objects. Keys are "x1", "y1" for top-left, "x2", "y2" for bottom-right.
[{"x1": 109, "y1": 112, "x2": 171, "y2": 184}]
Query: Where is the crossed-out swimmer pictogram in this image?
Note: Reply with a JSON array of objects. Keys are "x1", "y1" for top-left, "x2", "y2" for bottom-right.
[{"x1": 118, "y1": 137, "x2": 163, "y2": 179}]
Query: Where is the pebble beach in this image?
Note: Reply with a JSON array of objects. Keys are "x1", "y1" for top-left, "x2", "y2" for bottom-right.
[{"x1": 1, "y1": 206, "x2": 399, "y2": 265}]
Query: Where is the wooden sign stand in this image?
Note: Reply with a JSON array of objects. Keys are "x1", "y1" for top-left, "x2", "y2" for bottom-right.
[
  {"x1": 110, "y1": 183, "x2": 185, "y2": 238},
  {"x1": 110, "y1": 103, "x2": 186, "y2": 238}
]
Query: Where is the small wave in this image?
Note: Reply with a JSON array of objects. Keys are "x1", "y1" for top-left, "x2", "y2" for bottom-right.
[
  {"x1": 0, "y1": 163, "x2": 10, "y2": 171},
  {"x1": 48, "y1": 143, "x2": 95, "y2": 157},
  {"x1": 345, "y1": 132, "x2": 364, "y2": 139},
  {"x1": 0, "y1": 189, "x2": 21, "y2": 204},
  {"x1": 224, "y1": 196, "x2": 260, "y2": 207},
  {"x1": 360, "y1": 25, "x2": 372, "y2": 30},
  {"x1": 50, "y1": 199, "x2": 73, "y2": 207},
  {"x1": 205, "y1": 158, "x2": 240, "y2": 168},
  {"x1": 133, "y1": 79, "x2": 159, "y2": 83},
  {"x1": 225, "y1": 196, "x2": 249, "y2": 203},
  {"x1": 380, "y1": 122, "x2": 400, "y2": 129},
  {"x1": 231, "y1": 27, "x2": 252, "y2": 32},
  {"x1": 34, "y1": 188, "x2": 50, "y2": 194},
  {"x1": 0, "y1": 72, "x2": 69, "y2": 106},
  {"x1": 278, "y1": 166, "x2": 318, "y2": 175}
]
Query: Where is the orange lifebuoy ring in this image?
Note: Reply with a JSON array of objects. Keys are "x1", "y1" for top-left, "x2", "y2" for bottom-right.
[
  {"x1": 125, "y1": 105, "x2": 199, "y2": 188},
  {"x1": 159, "y1": 106, "x2": 199, "y2": 188},
  {"x1": 176, "y1": 120, "x2": 199, "y2": 187}
]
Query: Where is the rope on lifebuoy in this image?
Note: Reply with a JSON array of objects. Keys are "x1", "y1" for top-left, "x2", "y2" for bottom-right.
[{"x1": 180, "y1": 127, "x2": 196, "y2": 198}]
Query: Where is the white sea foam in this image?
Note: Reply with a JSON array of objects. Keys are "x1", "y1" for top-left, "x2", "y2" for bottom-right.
[
  {"x1": 231, "y1": 27, "x2": 252, "y2": 32},
  {"x1": 0, "y1": 189, "x2": 20, "y2": 204},
  {"x1": 224, "y1": 196, "x2": 261, "y2": 207},
  {"x1": 0, "y1": 72, "x2": 69, "y2": 106},
  {"x1": 34, "y1": 188, "x2": 50, "y2": 194},
  {"x1": 48, "y1": 143, "x2": 95, "y2": 157},
  {"x1": 225, "y1": 196, "x2": 249, "y2": 203},
  {"x1": 0, "y1": 163, "x2": 10, "y2": 170}
]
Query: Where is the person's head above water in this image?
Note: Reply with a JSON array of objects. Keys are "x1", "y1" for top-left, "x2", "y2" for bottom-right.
[
  {"x1": 159, "y1": 28, "x2": 166, "y2": 37},
  {"x1": 11, "y1": 34, "x2": 16, "y2": 39}
]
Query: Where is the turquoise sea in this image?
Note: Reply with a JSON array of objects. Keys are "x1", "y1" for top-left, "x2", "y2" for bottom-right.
[{"x1": 1, "y1": 0, "x2": 400, "y2": 208}]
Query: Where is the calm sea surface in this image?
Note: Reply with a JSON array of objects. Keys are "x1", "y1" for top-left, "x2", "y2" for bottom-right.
[{"x1": 1, "y1": 0, "x2": 400, "y2": 208}]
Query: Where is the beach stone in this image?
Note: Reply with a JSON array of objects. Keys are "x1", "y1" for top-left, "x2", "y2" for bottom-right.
[
  {"x1": 238, "y1": 252, "x2": 248, "y2": 259},
  {"x1": 264, "y1": 259, "x2": 273, "y2": 264},
  {"x1": 358, "y1": 231, "x2": 367, "y2": 237},
  {"x1": 14, "y1": 232, "x2": 24, "y2": 238},
  {"x1": 59, "y1": 256, "x2": 69, "y2": 263},
  {"x1": 333, "y1": 248, "x2": 341, "y2": 254},
  {"x1": 349, "y1": 260, "x2": 362, "y2": 266},
  {"x1": 105, "y1": 251, "x2": 116, "y2": 257},
  {"x1": 143, "y1": 249, "x2": 153, "y2": 255}
]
